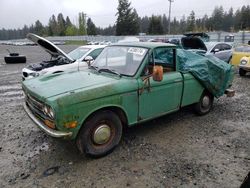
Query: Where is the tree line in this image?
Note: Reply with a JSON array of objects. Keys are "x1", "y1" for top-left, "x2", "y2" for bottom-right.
[{"x1": 0, "y1": 0, "x2": 249, "y2": 40}]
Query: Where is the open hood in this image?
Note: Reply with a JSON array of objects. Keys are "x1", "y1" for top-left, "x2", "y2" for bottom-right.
[
  {"x1": 26, "y1": 33, "x2": 73, "y2": 61},
  {"x1": 181, "y1": 36, "x2": 207, "y2": 52}
]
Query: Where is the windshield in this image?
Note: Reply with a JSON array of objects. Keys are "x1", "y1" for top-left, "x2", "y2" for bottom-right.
[
  {"x1": 67, "y1": 47, "x2": 90, "y2": 60},
  {"x1": 205, "y1": 42, "x2": 216, "y2": 51},
  {"x1": 234, "y1": 46, "x2": 250, "y2": 52},
  {"x1": 92, "y1": 46, "x2": 148, "y2": 76}
]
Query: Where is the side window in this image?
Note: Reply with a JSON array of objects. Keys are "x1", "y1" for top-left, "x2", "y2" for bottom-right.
[
  {"x1": 223, "y1": 44, "x2": 232, "y2": 50},
  {"x1": 142, "y1": 48, "x2": 175, "y2": 76},
  {"x1": 212, "y1": 44, "x2": 221, "y2": 52},
  {"x1": 88, "y1": 48, "x2": 104, "y2": 60},
  {"x1": 153, "y1": 48, "x2": 174, "y2": 68}
]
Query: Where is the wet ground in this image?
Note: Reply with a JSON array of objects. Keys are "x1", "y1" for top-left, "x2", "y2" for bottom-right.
[{"x1": 0, "y1": 44, "x2": 249, "y2": 188}]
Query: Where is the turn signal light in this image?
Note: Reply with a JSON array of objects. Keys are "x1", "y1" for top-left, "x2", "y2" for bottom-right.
[
  {"x1": 64, "y1": 121, "x2": 78, "y2": 129},
  {"x1": 44, "y1": 119, "x2": 55, "y2": 129}
]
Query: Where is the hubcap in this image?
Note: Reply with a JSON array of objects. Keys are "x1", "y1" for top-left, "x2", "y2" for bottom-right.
[
  {"x1": 93, "y1": 124, "x2": 111, "y2": 145},
  {"x1": 202, "y1": 96, "x2": 210, "y2": 108}
]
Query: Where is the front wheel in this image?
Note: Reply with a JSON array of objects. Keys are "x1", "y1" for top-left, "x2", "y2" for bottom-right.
[
  {"x1": 239, "y1": 68, "x2": 247, "y2": 77},
  {"x1": 76, "y1": 110, "x2": 122, "y2": 158},
  {"x1": 194, "y1": 91, "x2": 214, "y2": 115}
]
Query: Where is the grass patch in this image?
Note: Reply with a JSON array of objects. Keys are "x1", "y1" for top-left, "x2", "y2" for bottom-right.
[{"x1": 64, "y1": 40, "x2": 87, "y2": 45}]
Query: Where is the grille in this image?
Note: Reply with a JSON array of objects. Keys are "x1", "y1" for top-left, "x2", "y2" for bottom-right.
[{"x1": 25, "y1": 93, "x2": 52, "y2": 122}]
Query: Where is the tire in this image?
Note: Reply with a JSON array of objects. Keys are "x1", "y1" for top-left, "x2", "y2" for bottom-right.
[
  {"x1": 194, "y1": 91, "x2": 214, "y2": 115},
  {"x1": 76, "y1": 110, "x2": 122, "y2": 157},
  {"x1": 9, "y1": 53, "x2": 19, "y2": 56},
  {"x1": 4, "y1": 56, "x2": 26, "y2": 64},
  {"x1": 239, "y1": 68, "x2": 246, "y2": 77}
]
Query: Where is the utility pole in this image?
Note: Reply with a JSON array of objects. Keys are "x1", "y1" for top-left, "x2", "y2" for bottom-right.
[{"x1": 168, "y1": 0, "x2": 174, "y2": 34}]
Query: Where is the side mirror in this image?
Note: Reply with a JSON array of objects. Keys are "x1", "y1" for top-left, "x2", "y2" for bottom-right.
[
  {"x1": 83, "y1": 56, "x2": 94, "y2": 66},
  {"x1": 213, "y1": 49, "x2": 220, "y2": 53},
  {"x1": 152, "y1": 65, "x2": 163, "y2": 82}
]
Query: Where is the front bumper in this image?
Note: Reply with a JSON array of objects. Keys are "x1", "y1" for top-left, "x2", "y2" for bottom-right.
[
  {"x1": 239, "y1": 65, "x2": 250, "y2": 71},
  {"x1": 23, "y1": 103, "x2": 72, "y2": 138}
]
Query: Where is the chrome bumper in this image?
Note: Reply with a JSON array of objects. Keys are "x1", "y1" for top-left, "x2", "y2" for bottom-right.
[{"x1": 23, "y1": 103, "x2": 73, "y2": 138}]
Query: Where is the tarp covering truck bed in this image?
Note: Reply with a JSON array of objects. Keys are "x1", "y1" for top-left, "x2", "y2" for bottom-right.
[{"x1": 177, "y1": 49, "x2": 234, "y2": 98}]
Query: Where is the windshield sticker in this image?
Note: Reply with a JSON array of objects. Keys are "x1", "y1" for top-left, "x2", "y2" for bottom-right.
[{"x1": 128, "y1": 48, "x2": 146, "y2": 56}]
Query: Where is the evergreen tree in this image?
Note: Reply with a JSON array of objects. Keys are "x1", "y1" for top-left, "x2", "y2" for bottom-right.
[
  {"x1": 34, "y1": 20, "x2": 44, "y2": 36},
  {"x1": 139, "y1": 16, "x2": 150, "y2": 33},
  {"x1": 87, "y1": 18, "x2": 97, "y2": 35},
  {"x1": 116, "y1": 0, "x2": 139, "y2": 35},
  {"x1": 57, "y1": 13, "x2": 66, "y2": 36},
  {"x1": 211, "y1": 6, "x2": 224, "y2": 30},
  {"x1": 78, "y1": 12, "x2": 87, "y2": 35},
  {"x1": 48, "y1": 14, "x2": 58, "y2": 36},
  {"x1": 148, "y1": 15, "x2": 164, "y2": 34},
  {"x1": 65, "y1": 16, "x2": 72, "y2": 28},
  {"x1": 187, "y1": 11, "x2": 196, "y2": 32}
]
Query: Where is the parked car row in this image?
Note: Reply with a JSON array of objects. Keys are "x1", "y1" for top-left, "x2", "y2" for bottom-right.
[{"x1": 21, "y1": 33, "x2": 235, "y2": 157}]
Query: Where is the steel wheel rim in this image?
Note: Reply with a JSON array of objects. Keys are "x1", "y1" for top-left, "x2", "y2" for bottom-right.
[
  {"x1": 93, "y1": 124, "x2": 111, "y2": 145},
  {"x1": 202, "y1": 96, "x2": 210, "y2": 108}
]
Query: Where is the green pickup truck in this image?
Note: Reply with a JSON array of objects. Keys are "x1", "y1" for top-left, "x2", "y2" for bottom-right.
[{"x1": 22, "y1": 42, "x2": 233, "y2": 157}]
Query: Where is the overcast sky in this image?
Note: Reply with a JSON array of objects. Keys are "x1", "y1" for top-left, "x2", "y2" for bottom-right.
[{"x1": 0, "y1": 0, "x2": 249, "y2": 29}]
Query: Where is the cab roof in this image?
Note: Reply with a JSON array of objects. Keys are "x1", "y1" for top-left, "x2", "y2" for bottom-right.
[{"x1": 111, "y1": 42, "x2": 176, "y2": 49}]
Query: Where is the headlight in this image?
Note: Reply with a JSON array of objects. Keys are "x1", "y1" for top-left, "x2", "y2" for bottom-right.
[
  {"x1": 43, "y1": 105, "x2": 49, "y2": 114},
  {"x1": 43, "y1": 105, "x2": 55, "y2": 119},
  {"x1": 48, "y1": 108, "x2": 55, "y2": 119},
  {"x1": 240, "y1": 60, "x2": 247, "y2": 65},
  {"x1": 30, "y1": 72, "x2": 40, "y2": 77}
]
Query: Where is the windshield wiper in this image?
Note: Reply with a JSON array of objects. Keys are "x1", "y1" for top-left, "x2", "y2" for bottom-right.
[{"x1": 98, "y1": 68, "x2": 121, "y2": 77}]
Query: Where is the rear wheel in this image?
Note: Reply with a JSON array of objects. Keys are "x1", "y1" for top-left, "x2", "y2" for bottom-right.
[
  {"x1": 76, "y1": 110, "x2": 122, "y2": 157},
  {"x1": 194, "y1": 91, "x2": 214, "y2": 115},
  {"x1": 239, "y1": 68, "x2": 247, "y2": 77}
]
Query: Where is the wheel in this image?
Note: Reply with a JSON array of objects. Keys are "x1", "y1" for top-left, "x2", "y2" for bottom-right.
[
  {"x1": 194, "y1": 91, "x2": 214, "y2": 115},
  {"x1": 239, "y1": 68, "x2": 246, "y2": 77},
  {"x1": 4, "y1": 56, "x2": 26, "y2": 64},
  {"x1": 76, "y1": 110, "x2": 122, "y2": 157}
]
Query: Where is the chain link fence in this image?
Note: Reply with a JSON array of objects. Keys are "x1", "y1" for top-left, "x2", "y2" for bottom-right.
[{"x1": 1, "y1": 32, "x2": 250, "y2": 45}]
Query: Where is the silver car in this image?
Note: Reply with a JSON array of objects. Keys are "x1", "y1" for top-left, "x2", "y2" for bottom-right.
[{"x1": 205, "y1": 42, "x2": 232, "y2": 63}]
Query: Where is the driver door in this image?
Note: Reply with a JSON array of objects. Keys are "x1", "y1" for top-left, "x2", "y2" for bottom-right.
[{"x1": 138, "y1": 48, "x2": 183, "y2": 121}]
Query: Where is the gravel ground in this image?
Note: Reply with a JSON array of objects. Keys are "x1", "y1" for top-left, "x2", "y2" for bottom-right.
[{"x1": 0, "y1": 44, "x2": 249, "y2": 188}]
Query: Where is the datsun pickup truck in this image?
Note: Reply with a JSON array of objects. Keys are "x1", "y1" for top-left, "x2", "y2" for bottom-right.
[{"x1": 22, "y1": 42, "x2": 233, "y2": 157}]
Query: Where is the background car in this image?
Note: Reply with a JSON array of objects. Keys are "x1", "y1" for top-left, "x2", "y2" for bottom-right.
[
  {"x1": 168, "y1": 34, "x2": 207, "y2": 55},
  {"x1": 239, "y1": 56, "x2": 250, "y2": 76},
  {"x1": 205, "y1": 42, "x2": 232, "y2": 63},
  {"x1": 22, "y1": 33, "x2": 106, "y2": 80},
  {"x1": 231, "y1": 45, "x2": 250, "y2": 66}
]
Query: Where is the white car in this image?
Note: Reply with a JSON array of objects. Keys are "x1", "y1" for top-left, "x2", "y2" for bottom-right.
[
  {"x1": 205, "y1": 42, "x2": 232, "y2": 63},
  {"x1": 22, "y1": 33, "x2": 106, "y2": 80}
]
